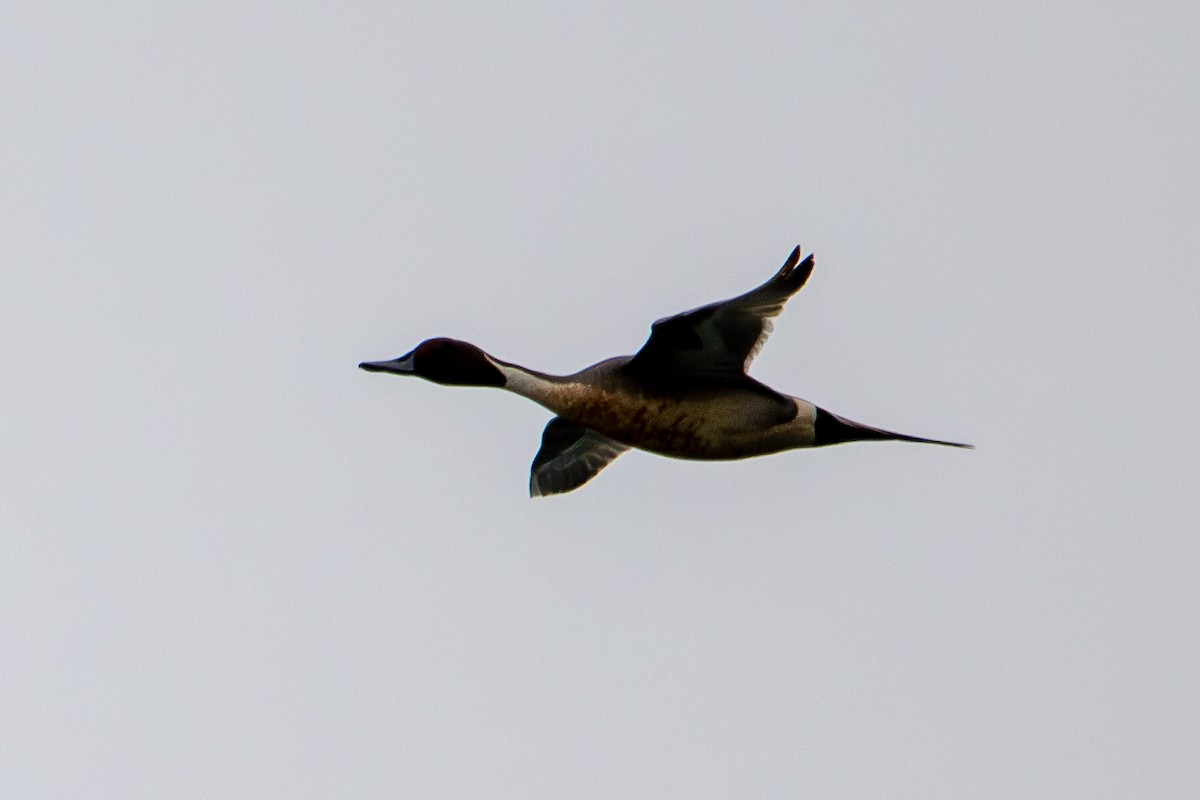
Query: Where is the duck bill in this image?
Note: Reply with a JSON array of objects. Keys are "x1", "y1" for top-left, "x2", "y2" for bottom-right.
[{"x1": 358, "y1": 352, "x2": 416, "y2": 374}]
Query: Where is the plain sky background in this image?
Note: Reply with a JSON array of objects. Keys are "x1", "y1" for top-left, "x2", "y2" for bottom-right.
[{"x1": 3, "y1": 2, "x2": 1198, "y2": 798}]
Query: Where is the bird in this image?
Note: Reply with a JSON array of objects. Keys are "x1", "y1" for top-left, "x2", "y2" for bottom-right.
[{"x1": 360, "y1": 246, "x2": 970, "y2": 496}]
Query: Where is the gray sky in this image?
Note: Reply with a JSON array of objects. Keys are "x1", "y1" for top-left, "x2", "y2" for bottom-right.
[{"x1": 4, "y1": 2, "x2": 1199, "y2": 797}]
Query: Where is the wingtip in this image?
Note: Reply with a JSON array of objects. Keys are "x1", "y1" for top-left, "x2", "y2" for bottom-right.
[
  {"x1": 783, "y1": 245, "x2": 802, "y2": 273},
  {"x1": 780, "y1": 245, "x2": 813, "y2": 279}
]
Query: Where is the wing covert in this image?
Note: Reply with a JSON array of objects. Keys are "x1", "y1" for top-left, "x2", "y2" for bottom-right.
[{"x1": 625, "y1": 246, "x2": 814, "y2": 381}]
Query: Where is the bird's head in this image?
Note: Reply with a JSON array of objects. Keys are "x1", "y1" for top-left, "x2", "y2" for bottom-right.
[{"x1": 359, "y1": 338, "x2": 506, "y2": 387}]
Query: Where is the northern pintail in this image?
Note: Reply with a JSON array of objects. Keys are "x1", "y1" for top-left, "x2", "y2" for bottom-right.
[{"x1": 361, "y1": 246, "x2": 970, "y2": 496}]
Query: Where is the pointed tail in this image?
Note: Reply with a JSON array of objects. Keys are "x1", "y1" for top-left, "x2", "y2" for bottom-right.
[{"x1": 813, "y1": 407, "x2": 973, "y2": 449}]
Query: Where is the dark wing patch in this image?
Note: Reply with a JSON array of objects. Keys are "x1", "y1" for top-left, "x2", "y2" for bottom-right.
[
  {"x1": 529, "y1": 417, "x2": 631, "y2": 497},
  {"x1": 625, "y1": 246, "x2": 814, "y2": 381}
]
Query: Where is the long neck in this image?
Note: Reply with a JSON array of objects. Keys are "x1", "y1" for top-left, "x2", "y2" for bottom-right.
[{"x1": 490, "y1": 358, "x2": 574, "y2": 407}]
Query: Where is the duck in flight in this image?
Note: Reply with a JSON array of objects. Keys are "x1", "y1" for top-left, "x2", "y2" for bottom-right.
[{"x1": 360, "y1": 246, "x2": 970, "y2": 496}]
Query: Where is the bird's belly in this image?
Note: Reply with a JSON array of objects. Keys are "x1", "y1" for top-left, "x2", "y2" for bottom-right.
[{"x1": 566, "y1": 390, "x2": 800, "y2": 460}]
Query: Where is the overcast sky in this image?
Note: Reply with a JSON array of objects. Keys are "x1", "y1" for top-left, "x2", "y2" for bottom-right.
[{"x1": 3, "y1": 2, "x2": 1199, "y2": 798}]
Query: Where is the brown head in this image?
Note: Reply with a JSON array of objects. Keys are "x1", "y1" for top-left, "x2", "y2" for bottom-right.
[{"x1": 359, "y1": 338, "x2": 506, "y2": 387}]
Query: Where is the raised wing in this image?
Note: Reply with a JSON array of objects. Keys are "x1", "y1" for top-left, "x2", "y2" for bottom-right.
[
  {"x1": 529, "y1": 417, "x2": 630, "y2": 497},
  {"x1": 624, "y1": 246, "x2": 814, "y2": 381}
]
